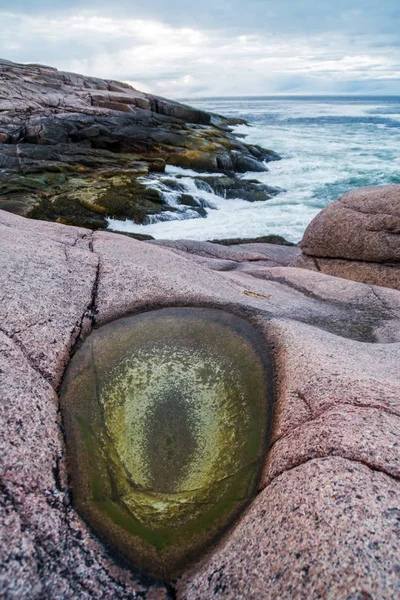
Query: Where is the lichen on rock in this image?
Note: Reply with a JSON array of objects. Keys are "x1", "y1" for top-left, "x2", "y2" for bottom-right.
[{"x1": 60, "y1": 307, "x2": 273, "y2": 578}]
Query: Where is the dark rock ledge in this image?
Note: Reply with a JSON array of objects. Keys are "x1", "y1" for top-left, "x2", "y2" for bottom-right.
[{"x1": 0, "y1": 59, "x2": 280, "y2": 229}]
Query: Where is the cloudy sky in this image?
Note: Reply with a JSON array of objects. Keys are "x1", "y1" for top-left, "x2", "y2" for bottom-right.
[{"x1": 1, "y1": 1, "x2": 400, "y2": 97}]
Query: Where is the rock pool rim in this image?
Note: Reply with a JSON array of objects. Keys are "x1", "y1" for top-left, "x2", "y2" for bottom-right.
[
  {"x1": 60, "y1": 307, "x2": 275, "y2": 579},
  {"x1": 89, "y1": 299, "x2": 277, "y2": 341}
]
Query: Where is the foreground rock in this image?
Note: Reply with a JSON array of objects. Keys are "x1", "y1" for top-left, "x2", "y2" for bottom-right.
[
  {"x1": 296, "y1": 185, "x2": 400, "y2": 289},
  {"x1": 61, "y1": 308, "x2": 271, "y2": 578},
  {"x1": 1, "y1": 208, "x2": 400, "y2": 598},
  {"x1": 0, "y1": 59, "x2": 279, "y2": 229}
]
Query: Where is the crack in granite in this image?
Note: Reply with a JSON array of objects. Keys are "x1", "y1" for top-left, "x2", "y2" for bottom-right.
[{"x1": 269, "y1": 399, "x2": 400, "y2": 449}]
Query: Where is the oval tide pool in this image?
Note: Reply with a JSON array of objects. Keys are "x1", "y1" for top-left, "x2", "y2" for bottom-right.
[{"x1": 60, "y1": 308, "x2": 273, "y2": 577}]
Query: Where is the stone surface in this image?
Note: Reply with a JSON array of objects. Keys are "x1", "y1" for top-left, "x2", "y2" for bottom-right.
[
  {"x1": 1, "y1": 208, "x2": 400, "y2": 598},
  {"x1": 191, "y1": 175, "x2": 281, "y2": 202},
  {"x1": 148, "y1": 239, "x2": 270, "y2": 262},
  {"x1": 296, "y1": 253, "x2": 400, "y2": 290},
  {"x1": 146, "y1": 239, "x2": 300, "y2": 272},
  {"x1": 0, "y1": 213, "x2": 98, "y2": 386},
  {"x1": 297, "y1": 185, "x2": 400, "y2": 289},
  {"x1": 209, "y1": 234, "x2": 294, "y2": 246},
  {"x1": 259, "y1": 316, "x2": 400, "y2": 443},
  {"x1": 176, "y1": 458, "x2": 400, "y2": 600}
]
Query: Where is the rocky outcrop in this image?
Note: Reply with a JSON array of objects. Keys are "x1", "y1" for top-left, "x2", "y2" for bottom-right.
[
  {"x1": 0, "y1": 59, "x2": 279, "y2": 229},
  {"x1": 190, "y1": 175, "x2": 282, "y2": 202},
  {"x1": 296, "y1": 185, "x2": 400, "y2": 289},
  {"x1": 1, "y1": 208, "x2": 400, "y2": 598}
]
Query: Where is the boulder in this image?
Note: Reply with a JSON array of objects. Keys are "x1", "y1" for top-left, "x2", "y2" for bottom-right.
[
  {"x1": 193, "y1": 175, "x2": 282, "y2": 202},
  {"x1": 297, "y1": 185, "x2": 400, "y2": 289},
  {"x1": 295, "y1": 254, "x2": 400, "y2": 290},
  {"x1": 1, "y1": 208, "x2": 400, "y2": 598}
]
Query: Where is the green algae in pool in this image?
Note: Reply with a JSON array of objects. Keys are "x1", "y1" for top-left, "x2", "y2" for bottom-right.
[{"x1": 60, "y1": 308, "x2": 273, "y2": 577}]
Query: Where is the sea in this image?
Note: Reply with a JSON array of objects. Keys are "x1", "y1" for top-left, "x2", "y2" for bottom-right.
[{"x1": 108, "y1": 96, "x2": 400, "y2": 243}]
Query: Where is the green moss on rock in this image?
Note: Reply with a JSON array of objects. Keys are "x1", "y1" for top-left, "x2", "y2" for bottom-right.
[
  {"x1": 60, "y1": 308, "x2": 273, "y2": 578},
  {"x1": 94, "y1": 177, "x2": 167, "y2": 223},
  {"x1": 28, "y1": 196, "x2": 108, "y2": 229}
]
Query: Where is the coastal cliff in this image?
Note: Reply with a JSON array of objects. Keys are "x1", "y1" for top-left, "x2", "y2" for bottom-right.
[{"x1": 0, "y1": 59, "x2": 279, "y2": 229}]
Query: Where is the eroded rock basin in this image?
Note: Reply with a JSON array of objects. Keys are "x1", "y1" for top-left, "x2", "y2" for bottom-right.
[{"x1": 60, "y1": 308, "x2": 273, "y2": 578}]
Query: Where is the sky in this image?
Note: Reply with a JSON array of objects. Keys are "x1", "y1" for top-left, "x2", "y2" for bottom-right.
[{"x1": 1, "y1": 1, "x2": 400, "y2": 97}]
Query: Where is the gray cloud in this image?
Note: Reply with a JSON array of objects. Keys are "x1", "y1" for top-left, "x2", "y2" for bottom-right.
[
  {"x1": 9, "y1": 1, "x2": 400, "y2": 35},
  {"x1": 1, "y1": 2, "x2": 399, "y2": 96}
]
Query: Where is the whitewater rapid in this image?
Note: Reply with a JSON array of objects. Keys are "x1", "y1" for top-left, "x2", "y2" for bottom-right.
[{"x1": 109, "y1": 96, "x2": 400, "y2": 242}]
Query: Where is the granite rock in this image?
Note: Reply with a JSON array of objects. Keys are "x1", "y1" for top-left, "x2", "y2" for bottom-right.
[
  {"x1": 297, "y1": 185, "x2": 400, "y2": 289},
  {"x1": 296, "y1": 253, "x2": 400, "y2": 290},
  {"x1": 176, "y1": 458, "x2": 400, "y2": 600},
  {"x1": 1, "y1": 209, "x2": 400, "y2": 598}
]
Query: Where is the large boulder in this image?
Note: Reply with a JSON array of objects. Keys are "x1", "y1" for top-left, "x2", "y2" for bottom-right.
[
  {"x1": 1, "y1": 208, "x2": 400, "y2": 598},
  {"x1": 297, "y1": 185, "x2": 400, "y2": 289}
]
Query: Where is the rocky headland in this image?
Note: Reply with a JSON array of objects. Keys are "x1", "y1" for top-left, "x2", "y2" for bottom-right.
[
  {"x1": 1, "y1": 59, "x2": 400, "y2": 599},
  {"x1": 0, "y1": 59, "x2": 280, "y2": 230}
]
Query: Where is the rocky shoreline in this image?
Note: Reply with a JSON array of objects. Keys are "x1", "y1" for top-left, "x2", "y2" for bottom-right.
[
  {"x1": 0, "y1": 59, "x2": 280, "y2": 231},
  {"x1": 1, "y1": 58, "x2": 400, "y2": 599}
]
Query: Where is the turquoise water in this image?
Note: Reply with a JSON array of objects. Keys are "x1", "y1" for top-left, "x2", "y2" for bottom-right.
[{"x1": 109, "y1": 96, "x2": 400, "y2": 242}]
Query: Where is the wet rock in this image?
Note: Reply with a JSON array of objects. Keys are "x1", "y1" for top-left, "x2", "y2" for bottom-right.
[
  {"x1": 158, "y1": 178, "x2": 187, "y2": 193},
  {"x1": 210, "y1": 114, "x2": 248, "y2": 129},
  {"x1": 231, "y1": 151, "x2": 268, "y2": 173},
  {"x1": 210, "y1": 234, "x2": 294, "y2": 245},
  {"x1": 194, "y1": 175, "x2": 282, "y2": 202},
  {"x1": 178, "y1": 193, "x2": 200, "y2": 207},
  {"x1": 60, "y1": 308, "x2": 272, "y2": 578},
  {"x1": 247, "y1": 144, "x2": 281, "y2": 163}
]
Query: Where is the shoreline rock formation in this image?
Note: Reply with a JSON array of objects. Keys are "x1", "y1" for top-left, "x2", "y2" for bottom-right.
[
  {"x1": 296, "y1": 185, "x2": 400, "y2": 290},
  {"x1": 0, "y1": 59, "x2": 279, "y2": 230},
  {"x1": 1, "y1": 208, "x2": 400, "y2": 598}
]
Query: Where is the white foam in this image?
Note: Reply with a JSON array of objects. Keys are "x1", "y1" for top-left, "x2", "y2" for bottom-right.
[{"x1": 109, "y1": 97, "x2": 400, "y2": 241}]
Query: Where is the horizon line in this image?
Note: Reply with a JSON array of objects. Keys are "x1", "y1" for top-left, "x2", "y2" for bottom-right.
[{"x1": 178, "y1": 93, "x2": 400, "y2": 100}]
